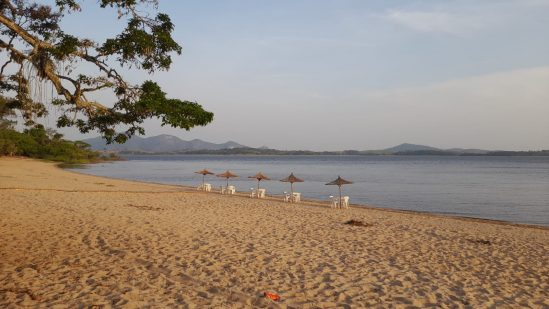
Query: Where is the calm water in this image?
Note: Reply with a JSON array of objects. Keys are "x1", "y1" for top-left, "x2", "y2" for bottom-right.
[{"x1": 71, "y1": 155, "x2": 549, "y2": 226}]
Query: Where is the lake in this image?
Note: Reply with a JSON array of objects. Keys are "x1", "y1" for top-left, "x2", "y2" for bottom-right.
[{"x1": 70, "y1": 155, "x2": 549, "y2": 226}]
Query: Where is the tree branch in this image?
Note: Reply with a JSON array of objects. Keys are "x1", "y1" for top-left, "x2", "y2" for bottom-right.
[{"x1": 0, "y1": 13, "x2": 44, "y2": 48}]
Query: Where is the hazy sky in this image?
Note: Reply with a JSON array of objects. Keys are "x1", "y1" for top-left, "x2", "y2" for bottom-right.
[{"x1": 40, "y1": 0, "x2": 549, "y2": 150}]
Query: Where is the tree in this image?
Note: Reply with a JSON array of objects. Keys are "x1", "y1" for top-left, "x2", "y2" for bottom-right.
[{"x1": 0, "y1": 0, "x2": 213, "y2": 143}]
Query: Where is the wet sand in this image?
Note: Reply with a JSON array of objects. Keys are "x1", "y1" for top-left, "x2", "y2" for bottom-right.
[{"x1": 1, "y1": 157, "x2": 548, "y2": 308}]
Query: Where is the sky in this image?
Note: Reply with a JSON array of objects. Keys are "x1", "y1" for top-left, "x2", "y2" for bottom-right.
[{"x1": 37, "y1": 0, "x2": 549, "y2": 150}]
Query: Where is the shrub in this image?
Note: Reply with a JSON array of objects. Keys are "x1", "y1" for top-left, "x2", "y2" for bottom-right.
[{"x1": 0, "y1": 126, "x2": 104, "y2": 164}]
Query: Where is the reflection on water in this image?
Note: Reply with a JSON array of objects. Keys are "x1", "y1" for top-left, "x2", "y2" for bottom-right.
[{"x1": 70, "y1": 155, "x2": 549, "y2": 226}]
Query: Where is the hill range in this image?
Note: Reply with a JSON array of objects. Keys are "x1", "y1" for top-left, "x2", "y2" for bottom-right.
[
  {"x1": 83, "y1": 134, "x2": 246, "y2": 153},
  {"x1": 82, "y1": 135, "x2": 548, "y2": 156}
]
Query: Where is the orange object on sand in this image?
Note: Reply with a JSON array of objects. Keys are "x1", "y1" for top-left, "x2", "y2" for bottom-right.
[{"x1": 263, "y1": 292, "x2": 281, "y2": 301}]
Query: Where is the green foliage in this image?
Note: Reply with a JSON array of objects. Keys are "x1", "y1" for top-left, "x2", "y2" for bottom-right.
[
  {"x1": 101, "y1": 13, "x2": 181, "y2": 72},
  {"x1": 48, "y1": 34, "x2": 79, "y2": 60},
  {"x1": 135, "y1": 81, "x2": 214, "y2": 129},
  {"x1": 0, "y1": 125, "x2": 112, "y2": 163},
  {"x1": 0, "y1": 96, "x2": 17, "y2": 129}
]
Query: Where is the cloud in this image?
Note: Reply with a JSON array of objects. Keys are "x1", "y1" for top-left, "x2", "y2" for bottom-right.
[
  {"x1": 367, "y1": 66, "x2": 549, "y2": 104},
  {"x1": 383, "y1": 0, "x2": 549, "y2": 35},
  {"x1": 518, "y1": 0, "x2": 549, "y2": 6},
  {"x1": 385, "y1": 9, "x2": 483, "y2": 35}
]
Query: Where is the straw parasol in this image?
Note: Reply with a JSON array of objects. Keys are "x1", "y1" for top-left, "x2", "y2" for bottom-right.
[
  {"x1": 325, "y1": 176, "x2": 353, "y2": 208},
  {"x1": 194, "y1": 169, "x2": 214, "y2": 187},
  {"x1": 280, "y1": 172, "x2": 304, "y2": 201},
  {"x1": 248, "y1": 172, "x2": 271, "y2": 192},
  {"x1": 216, "y1": 170, "x2": 239, "y2": 187}
]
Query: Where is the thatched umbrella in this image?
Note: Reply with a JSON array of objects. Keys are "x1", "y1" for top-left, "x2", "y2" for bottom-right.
[
  {"x1": 326, "y1": 176, "x2": 353, "y2": 208},
  {"x1": 248, "y1": 172, "x2": 271, "y2": 193},
  {"x1": 280, "y1": 172, "x2": 304, "y2": 201},
  {"x1": 194, "y1": 169, "x2": 214, "y2": 187},
  {"x1": 216, "y1": 170, "x2": 239, "y2": 187}
]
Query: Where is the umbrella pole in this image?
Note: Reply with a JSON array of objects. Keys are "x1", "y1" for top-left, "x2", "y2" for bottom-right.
[
  {"x1": 202, "y1": 174, "x2": 205, "y2": 187},
  {"x1": 291, "y1": 182, "x2": 294, "y2": 202},
  {"x1": 257, "y1": 179, "x2": 260, "y2": 193},
  {"x1": 339, "y1": 185, "x2": 342, "y2": 209},
  {"x1": 226, "y1": 178, "x2": 229, "y2": 187}
]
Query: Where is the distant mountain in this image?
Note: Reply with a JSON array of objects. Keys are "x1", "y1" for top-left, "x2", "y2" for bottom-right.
[
  {"x1": 82, "y1": 134, "x2": 248, "y2": 152},
  {"x1": 383, "y1": 143, "x2": 441, "y2": 153}
]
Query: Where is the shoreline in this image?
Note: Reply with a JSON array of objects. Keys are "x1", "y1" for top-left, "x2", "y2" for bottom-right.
[{"x1": 62, "y1": 160, "x2": 549, "y2": 230}]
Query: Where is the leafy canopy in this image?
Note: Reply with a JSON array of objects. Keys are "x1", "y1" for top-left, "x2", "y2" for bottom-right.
[{"x1": 0, "y1": 0, "x2": 213, "y2": 143}]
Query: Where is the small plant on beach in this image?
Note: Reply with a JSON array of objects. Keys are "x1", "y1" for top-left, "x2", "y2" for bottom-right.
[
  {"x1": 344, "y1": 219, "x2": 371, "y2": 227},
  {"x1": 0, "y1": 0, "x2": 213, "y2": 144},
  {"x1": 466, "y1": 238, "x2": 491, "y2": 245}
]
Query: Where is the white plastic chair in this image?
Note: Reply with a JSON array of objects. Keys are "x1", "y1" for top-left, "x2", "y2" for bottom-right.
[
  {"x1": 283, "y1": 192, "x2": 291, "y2": 202},
  {"x1": 204, "y1": 183, "x2": 211, "y2": 192},
  {"x1": 341, "y1": 196, "x2": 350, "y2": 209},
  {"x1": 329, "y1": 195, "x2": 338, "y2": 208},
  {"x1": 227, "y1": 185, "x2": 236, "y2": 195},
  {"x1": 292, "y1": 192, "x2": 301, "y2": 202},
  {"x1": 220, "y1": 186, "x2": 226, "y2": 194},
  {"x1": 250, "y1": 188, "x2": 256, "y2": 198},
  {"x1": 257, "y1": 188, "x2": 266, "y2": 198}
]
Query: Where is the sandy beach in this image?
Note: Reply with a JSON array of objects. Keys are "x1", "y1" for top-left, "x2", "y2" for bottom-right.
[{"x1": 1, "y1": 157, "x2": 548, "y2": 308}]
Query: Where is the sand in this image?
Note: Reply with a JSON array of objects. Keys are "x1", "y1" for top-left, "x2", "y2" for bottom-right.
[{"x1": 1, "y1": 157, "x2": 548, "y2": 308}]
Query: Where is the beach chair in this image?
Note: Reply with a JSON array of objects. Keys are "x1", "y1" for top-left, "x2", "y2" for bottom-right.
[
  {"x1": 204, "y1": 183, "x2": 211, "y2": 192},
  {"x1": 250, "y1": 188, "x2": 256, "y2": 198},
  {"x1": 341, "y1": 196, "x2": 350, "y2": 209},
  {"x1": 227, "y1": 185, "x2": 236, "y2": 195},
  {"x1": 283, "y1": 192, "x2": 291, "y2": 202},
  {"x1": 220, "y1": 186, "x2": 226, "y2": 194},
  {"x1": 257, "y1": 188, "x2": 266, "y2": 198},
  {"x1": 292, "y1": 192, "x2": 301, "y2": 203},
  {"x1": 329, "y1": 195, "x2": 338, "y2": 208}
]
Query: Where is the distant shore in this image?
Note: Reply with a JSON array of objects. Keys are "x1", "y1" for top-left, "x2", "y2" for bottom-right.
[
  {"x1": 116, "y1": 148, "x2": 549, "y2": 156},
  {"x1": 1, "y1": 157, "x2": 548, "y2": 307}
]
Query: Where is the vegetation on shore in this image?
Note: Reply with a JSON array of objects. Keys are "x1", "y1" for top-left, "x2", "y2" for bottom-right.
[
  {"x1": 0, "y1": 125, "x2": 118, "y2": 164},
  {"x1": 157, "y1": 148, "x2": 383, "y2": 156},
  {"x1": 393, "y1": 150, "x2": 549, "y2": 156},
  {"x1": 0, "y1": 96, "x2": 116, "y2": 164},
  {"x1": 119, "y1": 147, "x2": 549, "y2": 156}
]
